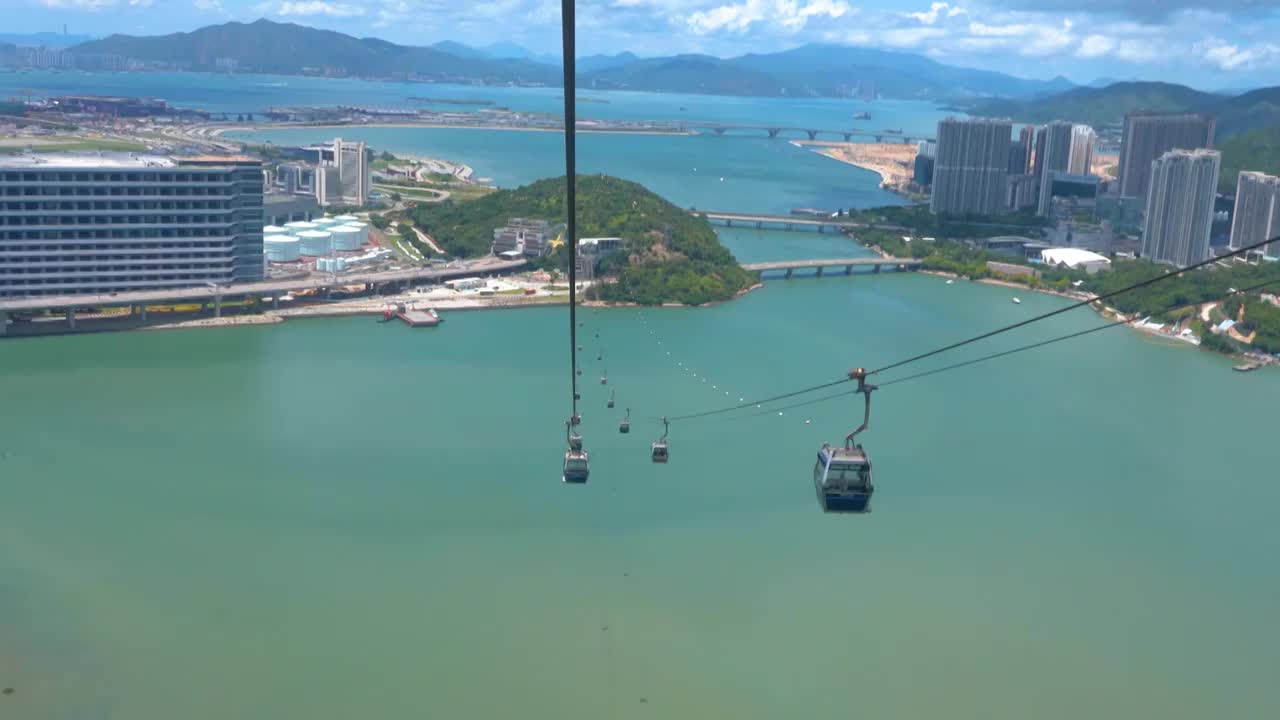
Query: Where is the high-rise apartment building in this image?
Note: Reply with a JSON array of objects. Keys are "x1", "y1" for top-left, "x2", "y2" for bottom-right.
[
  {"x1": 0, "y1": 153, "x2": 264, "y2": 297},
  {"x1": 1118, "y1": 112, "x2": 1215, "y2": 199},
  {"x1": 1017, "y1": 125, "x2": 1035, "y2": 174},
  {"x1": 1230, "y1": 170, "x2": 1280, "y2": 256},
  {"x1": 930, "y1": 117, "x2": 1011, "y2": 216},
  {"x1": 1068, "y1": 124, "x2": 1097, "y2": 175},
  {"x1": 1035, "y1": 121, "x2": 1074, "y2": 216},
  {"x1": 1141, "y1": 149, "x2": 1220, "y2": 266}
]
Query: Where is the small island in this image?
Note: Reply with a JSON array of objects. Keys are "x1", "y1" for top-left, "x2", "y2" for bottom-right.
[{"x1": 407, "y1": 175, "x2": 756, "y2": 306}]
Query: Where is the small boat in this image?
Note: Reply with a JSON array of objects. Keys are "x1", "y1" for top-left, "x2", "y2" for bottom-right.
[
  {"x1": 852, "y1": 111, "x2": 870, "y2": 120},
  {"x1": 1233, "y1": 363, "x2": 1260, "y2": 373},
  {"x1": 1012, "y1": 297, "x2": 1022, "y2": 304},
  {"x1": 884, "y1": 128, "x2": 903, "y2": 134},
  {"x1": 945, "y1": 279, "x2": 954, "y2": 285}
]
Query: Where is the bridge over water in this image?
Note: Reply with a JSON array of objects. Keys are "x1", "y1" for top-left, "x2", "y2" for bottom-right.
[
  {"x1": 696, "y1": 210, "x2": 909, "y2": 233},
  {"x1": 687, "y1": 123, "x2": 933, "y2": 144},
  {"x1": 744, "y1": 257, "x2": 922, "y2": 278}
]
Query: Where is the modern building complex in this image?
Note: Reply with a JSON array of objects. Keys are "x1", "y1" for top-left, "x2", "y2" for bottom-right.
[
  {"x1": 930, "y1": 117, "x2": 1012, "y2": 216},
  {"x1": 1068, "y1": 124, "x2": 1097, "y2": 176},
  {"x1": 492, "y1": 218, "x2": 553, "y2": 258},
  {"x1": 1034, "y1": 121, "x2": 1074, "y2": 216},
  {"x1": 0, "y1": 152, "x2": 264, "y2": 298},
  {"x1": 1039, "y1": 172, "x2": 1102, "y2": 220},
  {"x1": 311, "y1": 138, "x2": 371, "y2": 207},
  {"x1": 1141, "y1": 149, "x2": 1221, "y2": 266},
  {"x1": 1118, "y1": 112, "x2": 1215, "y2": 199},
  {"x1": 1230, "y1": 171, "x2": 1280, "y2": 257}
]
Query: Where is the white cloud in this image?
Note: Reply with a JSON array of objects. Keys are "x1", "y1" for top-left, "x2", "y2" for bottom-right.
[
  {"x1": 41, "y1": 0, "x2": 116, "y2": 8},
  {"x1": 881, "y1": 26, "x2": 947, "y2": 48},
  {"x1": 687, "y1": 0, "x2": 851, "y2": 35},
  {"x1": 906, "y1": 2, "x2": 966, "y2": 25},
  {"x1": 275, "y1": 1, "x2": 366, "y2": 17},
  {"x1": 1196, "y1": 35, "x2": 1280, "y2": 71},
  {"x1": 194, "y1": 0, "x2": 224, "y2": 11},
  {"x1": 1076, "y1": 34, "x2": 1116, "y2": 58}
]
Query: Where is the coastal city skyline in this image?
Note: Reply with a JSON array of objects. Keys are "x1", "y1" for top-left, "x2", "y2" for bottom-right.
[{"x1": 7, "y1": 1, "x2": 1280, "y2": 89}]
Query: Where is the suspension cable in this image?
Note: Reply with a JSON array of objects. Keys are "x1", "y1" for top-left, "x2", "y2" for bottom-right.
[
  {"x1": 561, "y1": 0, "x2": 578, "y2": 424},
  {"x1": 663, "y1": 234, "x2": 1280, "y2": 423}
]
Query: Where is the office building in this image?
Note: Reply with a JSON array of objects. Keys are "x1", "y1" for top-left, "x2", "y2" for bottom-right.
[
  {"x1": 310, "y1": 138, "x2": 371, "y2": 207},
  {"x1": 930, "y1": 117, "x2": 1012, "y2": 216},
  {"x1": 0, "y1": 153, "x2": 264, "y2": 298},
  {"x1": 1230, "y1": 170, "x2": 1280, "y2": 257},
  {"x1": 492, "y1": 218, "x2": 552, "y2": 258},
  {"x1": 1034, "y1": 121, "x2": 1074, "y2": 216},
  {"x1": 1118, "y1": 112, "x2": 1215, "y2": 199},
  {"x1": 1039, "y1": 172, "x2": 1102, "y2": 220},
  {"x1": 1141, "y1": 149, "x2": 1220, "y2": 266},
  {"x1": 1068, "y1": 125, "x2": 1097, "y2": 175}
]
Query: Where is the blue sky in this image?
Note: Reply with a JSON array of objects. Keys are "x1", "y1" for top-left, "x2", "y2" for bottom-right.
[{"x1": 15, "y1": 0, "x2": 1280, "y2": 89}]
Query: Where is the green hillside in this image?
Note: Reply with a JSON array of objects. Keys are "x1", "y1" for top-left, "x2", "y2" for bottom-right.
[
  {"x1": 966, "y1": 81, "x2": 1216, "y2": 128},
  {"x1": 1218, "y1": 125, "x2": 1280, "y2": 193},
  {"x1": 408, "y1": 175, "x2": 754, "y2": 306},
  {"x1": 71, "y1": 19, "x2": 557, "y2": 85}
]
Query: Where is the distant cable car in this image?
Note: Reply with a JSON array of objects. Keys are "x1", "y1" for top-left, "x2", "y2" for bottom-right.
[
  {"x1": 607, "y1": 389, "x2": 615, "y2": 409},
  {"x1": 564, "y1": 421, "x2": 589, "y2": 484},
  {"x1": 651, "y1": 417, "x2": 669, "y2": 464},
  {"x1": 600, "y1": 371, "x2": 608, "y2": 385},
  {"x1": 620, "y1": 408, "x2": 631, "y2": 434},
  {"x1": 814, "y1": 369, "x2": 876, "y2": 514}
]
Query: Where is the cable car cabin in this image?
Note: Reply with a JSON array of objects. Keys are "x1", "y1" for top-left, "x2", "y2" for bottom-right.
[
  {"x1": 814, "y1": 443, "x2": 873, "y2": 514},
  {"x1": 651, "y1": 441, "x2": 669, "y2": 464},
  {"x1": 600, "y1": 374, "x2": 607, "y2": 385},
  {"x1": 619, "y1": 419, "x2": 630, "y2": 433},
  {"x1": 563, "y1": 449, "x2": 590, "y2": 484}
]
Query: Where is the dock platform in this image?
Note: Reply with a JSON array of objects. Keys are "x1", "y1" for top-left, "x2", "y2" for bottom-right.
[{"x1": 398, "y1": 308, "x2": 441, "y2": 327}]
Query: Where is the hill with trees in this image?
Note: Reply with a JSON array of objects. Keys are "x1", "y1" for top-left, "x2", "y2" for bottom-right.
[
  {"x1": 407, "y1": 175, "x2": 754, "y2": 306},
  {"x1": 71, "y1": 20, "x2": 557, "y2": 85}
]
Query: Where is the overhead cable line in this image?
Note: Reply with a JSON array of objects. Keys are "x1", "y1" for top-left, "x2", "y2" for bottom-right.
[
  {"x1": 664, "y1": 234, "x2": 1280, "y2": 423},
  {"x1": 563, "y1": 0, "x2": 579, "y2": 424}
]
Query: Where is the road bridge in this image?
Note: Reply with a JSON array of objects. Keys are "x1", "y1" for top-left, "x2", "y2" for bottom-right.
[
  {"x1": 695, "y1": 210, "x2": 908, "y2": 233},
  {"x1": 0, "y1": 259, "x2": 528, "y2": 335},
  {"x1": 743, "y1": 257, "x2": 922, "y2": 278},
  {"x1": 688, "y1": 123, "x2": 932, "y2": 144}
]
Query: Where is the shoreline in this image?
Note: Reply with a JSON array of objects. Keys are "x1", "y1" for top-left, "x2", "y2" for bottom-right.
[
  {"x1": 208, "y1": 123, "x2": 695, "y2": 137},
  {"x1": 794, "y1": 140, "x2": 917, "y2": 199}
]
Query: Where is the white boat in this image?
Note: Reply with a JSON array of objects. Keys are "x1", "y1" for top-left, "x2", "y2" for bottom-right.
[
  {"x1": 945, "y1": 279, "x2": 954, "y2": 285},
  {"x1": 1012, "y1": 297, "x2": 1022, "y2": 304}
]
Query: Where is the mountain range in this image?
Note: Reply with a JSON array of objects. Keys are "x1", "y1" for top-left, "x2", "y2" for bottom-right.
[
  {"x1": 69, "y1": 19, "x2": 1071, "y2": 100},
  {"x1": 965, "y1": 81, "x2": 1279, "y2": 138}
]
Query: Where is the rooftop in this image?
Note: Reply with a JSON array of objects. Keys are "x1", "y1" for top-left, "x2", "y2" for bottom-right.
[{"x1": 0, "y1": 152, "x2": 176, "y2": 169}]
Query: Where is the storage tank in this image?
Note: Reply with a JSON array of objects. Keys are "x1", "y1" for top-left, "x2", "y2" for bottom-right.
[
  {"x1": 312, "y1": 217, "x2": 339, "y2": 227},
  {"x1": 334, "y1": 215, "x2": 359, "y2": 223},
  {"x1": 264, "y1": 224, "x2": 289, "y2": 235},
  {"x1": 296, "y1": 229, "x2": 333, "y2": 256},
  {"x1": 264, "y1": 235, "x2": 301, "y2": 262},
  {"x1": 284, "y1": 221, "x2": 318, "y2": 234},
  {"x1": 330, "y1": 224, "x2": 366, "y2": 251}
]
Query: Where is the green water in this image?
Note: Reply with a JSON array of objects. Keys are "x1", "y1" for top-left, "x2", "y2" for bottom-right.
[{"x1": 3, "y1": 262, "x2": 1278, "y2": 718}]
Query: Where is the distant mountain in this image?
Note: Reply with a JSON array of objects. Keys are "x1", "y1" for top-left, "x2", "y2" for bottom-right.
[
  {"x1": 1218, "y1": 124, "x2": 1280, "y2": 193},
  {"x1": 578, "y1": 52, "x2": 639, "y2": 75},
  {"x1": 965, "y1": 81, "x2": 1280, "y2": 138},
  {"x1": 71, "y1": 20, "x2": 559, "y2": 85},
  {"x1": 481, "y1": 42, "x2": 559, "y2": 66},
  {"x1": 0, "y1": 32, "x2": 95, "y2": 48},
  {"x1": 430, "y1": 40, "x2": 483, "y2": 59},
  {"x1": 580, "y1": 54, "x2": 783, "y2": 96},
  {"x1": 580, "y1": 43, "x2": 1072, "y2": 100}
]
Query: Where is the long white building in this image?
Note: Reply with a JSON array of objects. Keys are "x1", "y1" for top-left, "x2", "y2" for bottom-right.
[
  {"x1": 0, "y1": 153, "x2": 264, "y2": 297},
  {"x1": 930, "y1": 117, "x2": 1012, "y2": 216},
  {"x1": 1141, "y1": 149, "x2": 1220, "y2": 266},
  {"x1": 1230, "y1": 170, "x2": 1280, "y2": 257}
]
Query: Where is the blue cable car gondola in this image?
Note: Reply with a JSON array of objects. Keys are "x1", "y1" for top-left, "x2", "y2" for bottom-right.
[
  {"x1": 564, "y1": 421, "x2": 589, "y2": 484},
  {"x1": 651, "y1": 417, "x2": 669, "y2": 463},
  {"x1": 814, "y1": 369, "x2": 877, "y2": 514}
]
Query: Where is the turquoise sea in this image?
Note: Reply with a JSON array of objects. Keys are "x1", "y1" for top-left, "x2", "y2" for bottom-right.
[{"x1": 1, "y1": 73, "x2": 1278, "y2": 719}]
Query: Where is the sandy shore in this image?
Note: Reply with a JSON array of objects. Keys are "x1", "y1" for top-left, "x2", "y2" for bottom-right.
[{"x1": 794, "y1": 140, "x2": 917, "y2": 189}]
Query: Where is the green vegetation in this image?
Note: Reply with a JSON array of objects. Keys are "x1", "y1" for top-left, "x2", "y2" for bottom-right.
[
  {"x1": 849, "y1": 204, "x2": 1049, "y2": 240},
  {"x1": 1217, "y1": 126, "x2": 1280, "y2": 194},
  {"x1": 1223, "y1": 295, "x2": 1280, "y2": 354},
  {"x1": 409, "y1": 175, "x2": 754, "y2": 305},
  {"x1": 0, "y1": 138, "x2": 148, "y2": 155}
]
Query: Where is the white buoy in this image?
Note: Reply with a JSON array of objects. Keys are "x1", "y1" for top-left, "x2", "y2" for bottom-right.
[
  {"x1": 778, "y1": 411, "x2": 783, "y2": 416},
  {"x1": 805, "y1": 419, "x2": 812, "y2": 424}
]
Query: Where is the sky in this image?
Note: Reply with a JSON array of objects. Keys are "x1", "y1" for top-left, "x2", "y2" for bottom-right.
[{"x1": 12, "y1": 0, "x2": 1280, "y2": 89}]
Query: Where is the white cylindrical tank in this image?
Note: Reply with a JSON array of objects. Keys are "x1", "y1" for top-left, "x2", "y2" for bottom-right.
[
  {"x1": 284, "y1": 221, "x2": 319, "y2": 234},
  {"x1": 264, "y1": 224, "x2": 289, "y2": 234},
  {"x1": 264, "y1": 235, "x2": 301, "y2": 262},
  {"x1": 330, "y1": 225, "x2": 365, "y2": 251},
  {"x1": 334, "y1": 215, "x2": 359, "y2": 223},
  {"x1": 296, "y1": 229, "x2": 332, "y2": 256},
  {"x1": 312, "y1": 217, "x2": 339, "y2": 227}
]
